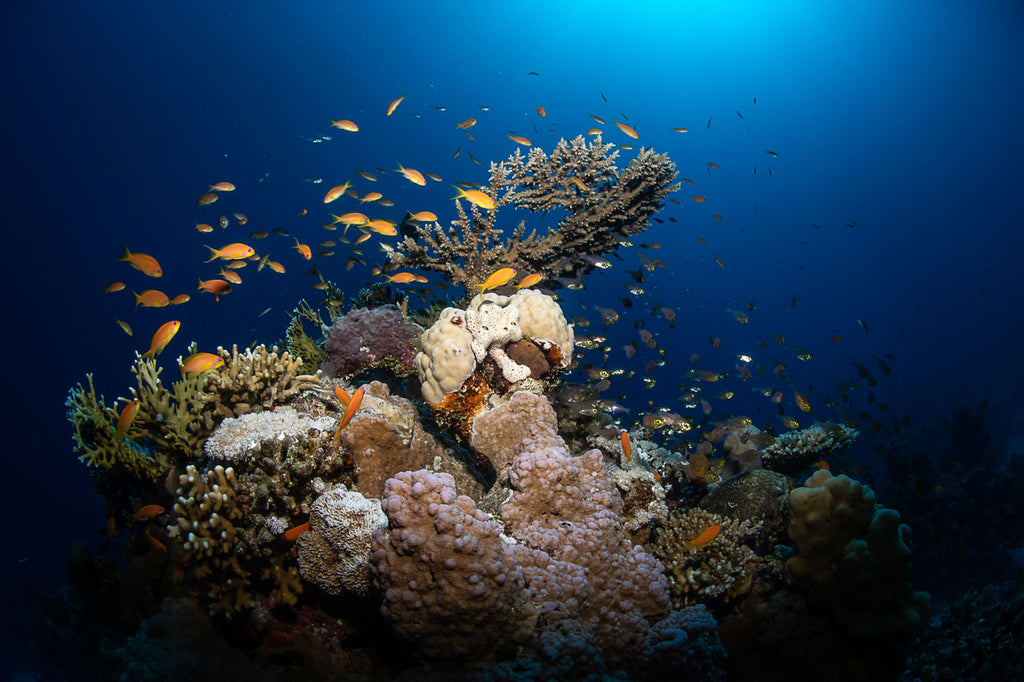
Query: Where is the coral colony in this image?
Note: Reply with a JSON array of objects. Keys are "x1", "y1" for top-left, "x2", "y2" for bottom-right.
[{"x1": 55, "y1": 139, "x2": 932, "y2": 680}]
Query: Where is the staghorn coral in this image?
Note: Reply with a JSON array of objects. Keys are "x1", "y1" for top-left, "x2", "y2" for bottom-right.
[
  {"x1": 198, "y1": 344, "x2": 322, "y2": 432},
  {"x1": 296, "y1": 487, "x2": 387, "y2": 596},
  {"x1": 759, "y1": 422, "x2": 858, "y2": 474},
  {"x1": 389, "y1": 136, "x2": 678, "y2": 289},
  {"x1": 652, "y1": 506, "x2": 764, "y2": 608},
  {"x1": 66, "y1": 373, "x2": 163, "y2": 480}
]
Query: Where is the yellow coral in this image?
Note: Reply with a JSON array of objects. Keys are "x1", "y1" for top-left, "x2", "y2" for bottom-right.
[{"x1": 66, "y1": 374, "x2": 162, "y2": 480}]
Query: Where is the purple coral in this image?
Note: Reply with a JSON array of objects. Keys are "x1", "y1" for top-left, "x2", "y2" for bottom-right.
[{"x1": 322, "y1": 306, "x2": 422, "y2": 379}]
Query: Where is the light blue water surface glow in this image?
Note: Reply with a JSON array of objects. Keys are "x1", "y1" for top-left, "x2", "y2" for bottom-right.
[{"x1": 2, "y1": 0, "x2": 1022, "y2": 675}]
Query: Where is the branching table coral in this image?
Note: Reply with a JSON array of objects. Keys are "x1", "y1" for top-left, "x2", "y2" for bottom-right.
[{"x1": 390, "y1": 136, "x2": 679, "y2": 289}]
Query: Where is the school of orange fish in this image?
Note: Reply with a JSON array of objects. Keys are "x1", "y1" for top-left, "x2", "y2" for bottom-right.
[{"x1": 103, "y1": 88, "x2": 903, "y2": 464}]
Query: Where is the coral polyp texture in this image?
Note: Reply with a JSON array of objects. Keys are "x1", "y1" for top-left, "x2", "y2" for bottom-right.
[
  {"x1": 297, "y1": 487, "x2": 387, "y2": 596},
  {"x1": 322, "y1": 305, "x2": 423, "y2": 379}
]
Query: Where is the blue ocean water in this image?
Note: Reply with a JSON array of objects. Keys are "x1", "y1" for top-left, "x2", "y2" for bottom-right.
[{"x1": 2, "y1": 0, "x2": 1022, "y2": 678}]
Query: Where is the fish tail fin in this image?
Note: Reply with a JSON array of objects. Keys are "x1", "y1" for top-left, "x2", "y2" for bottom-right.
[
  {"x1": 203, "y1": 245, "x2": 219, "y2": 263},
  {"x1": 117, "y1": 243, "x2": 131, "y2": 261},
  {"x1": 142, "y1": 349, "x2": 154, "y2": 359}
]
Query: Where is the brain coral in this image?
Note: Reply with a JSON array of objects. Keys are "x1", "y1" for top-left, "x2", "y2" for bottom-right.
[{"x1": 296, "y1": 487, "x2": 387, "y2": 596}]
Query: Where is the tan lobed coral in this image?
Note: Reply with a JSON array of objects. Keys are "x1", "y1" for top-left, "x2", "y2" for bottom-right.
[
  {"x1": 787, "y1": 469, "x2": 876, "y2": 577},
  {"x1": 389, "y1": 136, "x2": 678, "y2": 290},
  {"x1": 296, "y1": 487, "x2": 387, "y2": 596},
  {"x1": 652, "y1": 506, "x2": 764, "y2": 608}
]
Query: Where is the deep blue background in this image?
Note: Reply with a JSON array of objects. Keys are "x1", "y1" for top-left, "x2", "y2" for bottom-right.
[{"x1": 2, "y1": 0, "x2": 1022, "y2": 675}]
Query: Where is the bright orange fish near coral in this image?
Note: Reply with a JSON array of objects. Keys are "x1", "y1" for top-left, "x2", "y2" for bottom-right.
[
  {"x1": 115, "y1": 399, "x2": 139, "y2": 436},
  {"x1": 283, "y1": 521, "x2": 310, "y2": 541},
  {"x1": 117, "y1": 245, "x2": 162, "y2": 278},
  {"x1": 620, "y1": 430, "x2": 632, "y2": 462},
  {"x1": 686, "y1": 524, "x2": 723, "y2": 549},
  {"x1": 329, "y1": 119, "x2": 358, "y2": 132},
  {"x1": 331, "y1": 386, "x2": 365, "y2": 445},
  {"x1": 323, "y1": 181, "x2": 351, "y2": 204},
  {"x1": 476, "y1": 267, "x2": 516, "y2": 292},
  {"x1": 143, "y1": 320, "x2": 180, "y2": 358},
  {"x1": 453, "y1": 187, "x2": 494, "y2": 210},
  {"x1": 128, "y1": 504, "x2": 164, "y2": 520},
  {"x1": 134, "y1": 290, "x2": 170, "y2": 308},
  {"x1": 293, "y1": 239, "x2": 312, "y2": 260},
  {"x1": 614, "y1": 120, "x2": 639, "y2": 139},
  {"x1": 181, "y1": 352, "x2": 224, "y2": 375}
]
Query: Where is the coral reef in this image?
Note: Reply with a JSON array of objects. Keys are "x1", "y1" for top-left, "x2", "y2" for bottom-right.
[
  {"x1": 338, "y1": 381, "x2": 485, "y2": 498},
  {"x1": 652, "y1": 506, "x2": 765, "y2": 608},
  {"x1": 470, "y1": 390, "x2": 559, "y2": 472},
  {"x1": 296, "y1": 487, "x2": 387, "y2": 596},
  {"x1": 699, "y1": 469, "x2": 793, "y2": 548},
  {"x1": 321, "y1": 305, "x2": 423, "y2": 379},
  {"x1": 760, "y1": 422, "x2": 858, "y2": 475},
  {"x1": 167, "y1": 464, "x2": 254, "y2": 617},
  {"x1": 198, "y1": 344, "x2": 322, "y2": 432},
  {"x1": 788, "y1": 470, "x2": 930, "y2": 639},
  {"x1": 203, "y1": 406, "x2": 335, "y2": 462},
  {"x1": 902, "y1": 583, "x2": 1024, "y2": 681},
  {"x1": 415, "y1": 290, "x2": 573, "y2": 414},
  {"x1": 66, "y1": 373, "x2": 163, "y2": 479},
  {"x1": 371, "y1": 469, "x2": 531, "y2": 661},
  {"x1": 389, "y1": 136, "x2": 678, "y2": 289}
]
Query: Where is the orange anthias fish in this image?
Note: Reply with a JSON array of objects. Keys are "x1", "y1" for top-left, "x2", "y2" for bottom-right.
[
  {"x1": 115, "y1": 399, "x2": 139, "y2": 435},
  {"x1": 128, "y1": 504, "x2": 165, "y2": 520},
  {"x1": 386, "y1": 95, "x2": 405, "y2": 116},
  {"x1": 620, "y1": 430, "x2": 632, "y2": 463},
  {"x1": 332, "y1": 386, "x2": 365, "y2": 445},
  {"x1": 409, "y1": 211, "x2": 437, "y2": 222},
  {"x1": 205, "y1": 243, "x2": 255, "y2": 262},
  {"x1": 323, "y1": 181, "x2": 351, "y2": 204},
  {"x1": 686, "y1": 524, "x2": 724, "y2": 549},
  {"x1": 209, "y1": 182, "x2": 236, "y2": 192},
  {"x1": 181, "y1": 352, "x2": 224, "y2": 375},
  {"x1": 366, "y1": 219, "x2": 397, "y2": 236},
  {"x1": 386, "y1": 272, "x2": 419, "y2": 284},
  {"x1": 536, "y1": 105, "x2": 546, "y2": 117},
  {"x1": 516, "y1": 272, "x2": 543, "y2": 289},
  {"x1": 396, "y1": 164, "x2": 426, "y2": 186},
  {"x1": 455, "y1": 118, "x2": 477, "y2": 129},
  {"x1": 333, "y1": 385, "x2": 351, "y2": 408},
  {"x1": 134, "y1": 289, "x2": 170, "y2": 308},
  {"x1": 143, "y1": 320, "x2": 180, "y2": 358},
  {"x1": 115, "y1": 319, "x2": 133, "y2": 336},
  {"x1": 454, "y1": 187, "x2": 495, "y2": 210},
  {"x1": 360, "y1": 191, "x2": 383, "y2": 203},
  {"x1": 196, "y1": 192, "x2": 219, "y2": 206},
  {"x1": 198, "y1": 278, "x2": 233, "y2": 299},
  {"x1": 104, "y1": 282, "x2": 125, "y2": 293},
  {"x1": 329, "y1": 119, "x2": 359, "y2": 132},
  {"x1": 117, "y1": 245, "x2": 162, "y2": 277},
  {"x1": 508, "y1": 135, "x2": 532, "y2": 146},
  {"x1": 615, "y1": 120, "x2": 639, "y2": 139},
  {"x1": 477, "y1": 267, "x2": 516, "y2": 292},
  {"x1": 283, "y1": 521, "x2": 310, "y2": 541},
  {"x1": 293, "y1": 239, "x2": 312, "y2": 260}
]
